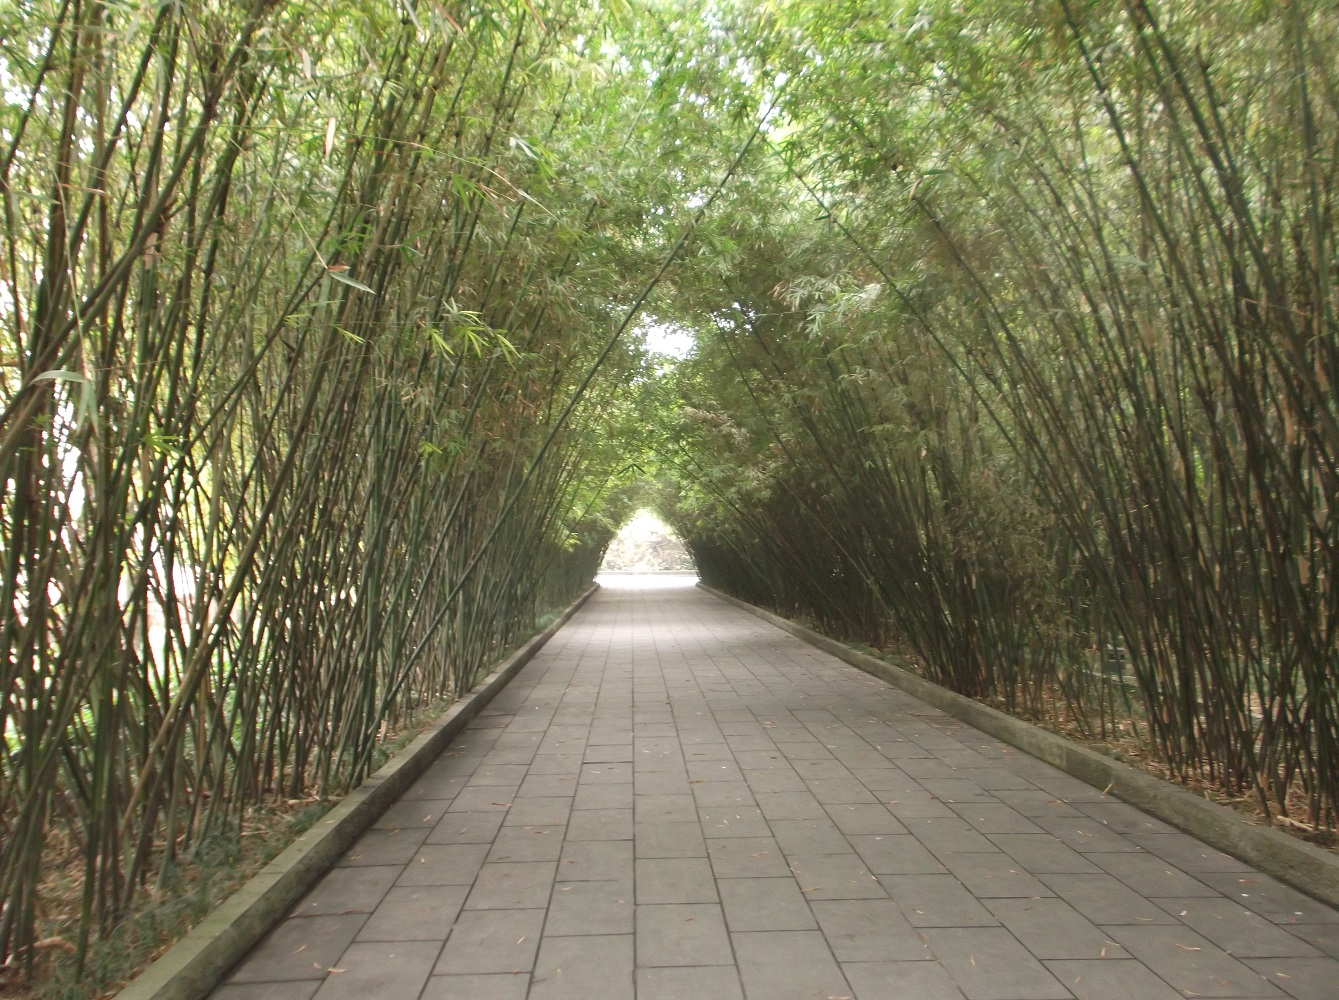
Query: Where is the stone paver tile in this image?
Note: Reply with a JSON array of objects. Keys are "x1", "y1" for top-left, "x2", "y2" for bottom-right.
[
  {"x1": 732, "y1": 930, "x2": 851, "y2": 1000},
  {"x1": 565, "y1": 807, "x2": 632, "y2": 841},
  {"x1": 1044, "y1": 959, "x2": 1186, "y2": 1000},
  {"x1": 502, "y1": 796, "x2": 571, "y2": 827},
  {"x1": 882, "y1": 874, "x2": 999, "y2": 927},
  {"x1": 719, "y1": 877, "x2": 818, "y2": 931},
  {"x1": 435, "y1": 908, "x2": 543, "y2": 974},
  {"x1": 446, "y1": 787, "x2": 517, "y2": 813},
  {"x1": 529, "y1": 934, "x2": 634, "y2": 1000},
  {"x1": 804, "y1": 776, "x2": 880, "y2": 804},
  {"x1": 1076, "y1": 800, "x2": 1177, "y2": 835},
  {"x1": 399, "y1": 772, "x2": 468, "y2": 803},
  {"x1": 635, "y1": 820, "x2": 707, "y2": 858},
  {"x1": 1292, "y1": 924, "x2": 1339, "y2": 958},
  {"x1": 1106, "y1": 924, "x2": 1284, "y2": 997},
  {"x1": 424, "y1": 811, "x2": 505, "y2": 844},
  {"x1": 356, "y1": 885, "x2": 467, "y2": 941},
  {"x1": 825, "y1": 803, "x2": 907, "y2": 836},
  {"x1": 227, "y1": 915, "x2": 366, "y2": 982},
  {"x1": 516, "y1": 773, "x2": 579, "y2": 797},
  {"x1": 990, "y1": 789, "x2": 1086, "y2": 818},
  {"x1": 1035, "y1": 816, "x2": 1143, "y2": 853},
  {"x1": 572, "y1": 783, "x2": 633, "y2": 810},
  {"x1": 418, "y1": 973, "x2": 529, "y2": 1000},
  {"x1": 849, "y1": 834, "x2": 946, "y2": 875},
  {"x1": 1153, "y1": 897, "x2": 1322, "y2": 958},
  {"x1": 964, "y1": 766, "x2": 1036, "y2": 791},
  {"x1": 707, "y1": 837, "x2": 792, "y2": 878},
  {"x1": 946, "y1": 801, "x2": 1045, "y2": 835},
  {"x1": 1196, "y1": 872, "x2": 1339, "y2": 925},
  {"x1": 634, "y1": 792, "x2": 698, "y2": 822},
  {"x1": 310, "y1": 941, "x2": 439, "y2": 999},
  {"x1": 636, "y1": 966, "x2": 745, "y2": 1000},
  {"x1": 636, "y1": 902, "x2": 733, "y2": 966},
  {"x1": 936, "y1": 852, "x2": 1054, "y2": 898},
  {"x1": 396, "y1": 844, "x2": 490, "y2": 887},
  {"x1": 787, "y1": 853, "x2": 887, "y2": 900},
  {"x1": 1245, "y1": 957, "x2": 1339, "y2": 1000},
  {"x1": 634, "y1": 770, "x2": 692, "y2": 796},
  {"x1": 291, "y1": 866, "x2": 399, "y2": 916},
  {"x1": 1038, "y1": 873, "x2": 1179, "y2": 925},
  {"x1": 919, "y1": 779, "x2": 998, "y2": 804},
  {"x1": 688, "y1": 759, "x2": 744, "y2": 782},
  {"x1": 811, "y1": 898, "x2": 931, "y2": 961},
  {"x1": 528, "y1": 753, "x2": 582, "y2": 775},
  {"x1": 983, "y1": 897, "x2": 1123, "y2": 960},
  {"x1": 373, "y1": 800, "x2": 452, "y2": 831},
  {"x1": 1128, "y1": 833, "x2": 1254, "y2": 873},
  {"x1": 337, "y1": 827, "x2": 428, "y2": 867},
  {"x1": 463, "y1": 861, "x2": 556, "y2": 909},
  {"x1": 699, "y1": 805, "x2": 772, "y2": 838},
  {"x1": 754, "y1": 791, "x2": 827, "y2": 820},
  {"x1": 741, "y1": 767, "x2": 808, "y2": 793},
  {"x1": 586, "y1": 746, "x2": 633, "y2": 763},
  {"x1": 580, "y1": 762, "x2": 632, "y2": 784},
  {"x1": 486, "y1": 824, "x2": 563, "y2": 863},
  {"x1": 769, "y1": 817, "x2": 850, "y2": 855},
  {"x1": 545, "y1": 879, "x2": 634, "y2": 935},
  {"x1": 922, "y1": 927, "x2": 1071, "y2": 999},
  {"x1": 840, "y1": 961, "x2": 966, "y2": 1000},
  {"x1": 903, "y1": 816, "x2": 997, "y2": 854},
  {"x1": 212, "y1": 984, "x2": 320, "y2": 1000},
  {"x1": 466, "y1": 763, "x2": 530, "y2": 786},
  {"x1": 691, "y1": 781, "x2": 755, "y2": 806},
  {"x1": 559, "y1": 838, "x2": 633, "y2": 880},
  {"x1": 987, "y1": 833, "x2": 1101, "y2": 873},
  {"x1": 1090, "y1": 851, "x2": 1216, "y2": 897},
  {"x1": 636, "y1": 857, "x2": 717, "y2": 903}
]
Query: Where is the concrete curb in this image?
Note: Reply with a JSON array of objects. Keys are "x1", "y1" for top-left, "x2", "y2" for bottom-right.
[
  {"x1": 698, "y1": 582, "x2": 1339, "y2": 910},
  {"x1": 118, "y1": 584, "x2": 600, "y2": 1000}
]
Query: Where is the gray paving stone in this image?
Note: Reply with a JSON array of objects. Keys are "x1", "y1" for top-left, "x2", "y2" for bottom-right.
[
  {"x1": 545, "y1": 879, "x2": 634, "y2": 935},
  {"x1": 1044, "y1": 959, "x2": 1185, "y2": 1000},
  {"x1": 1153, "y1": 897, "x2": 1322, "y2": 958},
  {"x1": 487, "y1": 824, "x2": 564, "y2": 863},
  {"x1": 811, "y1": 898, "x2": 931, "y2": 961},
  {"x1": 1107, "y1": 923, "x2": 1284, "y2": 997},
  {"x1": 559, "y1": 837, "x2": 633, "y2": 880},
  {"x1": 882, "y1": 874, "x2": 999, "y2": 927},
  {"x1": 732, "y1": 930, "x2": 851, "y2": 1000},
  {"x1": 825, "y1": 802, "x2": 906, "y2": 835},
  {"x1": 424, "y1": 810, "x2": 505, "y2": 844},
  {"x1": 372, "y1": 800, "x2": 452, "y2": 831},
  {"x1": 463, "y1": 861, "x2": 557, "y2": 909},
  {"x1": 529, "y1": 934, "x2": 634, "y2": 1000},
  {"x1": 572, "y1": 782, "x2": 633, "y2": 809},
  {"x1": 921, "y1": 927, "x2": 1071, "y2": 999},
  {"x1": 840, "y1": 960, "x2": 966, "y2": 1000},
  {"x1": 1035, "y1": 815, "x2": 1143, "y2": 853},
  {"x1": 228, "y1": 915, "x2": 367, "y2": 982},
  {"x1": 754, "y1": 790, "x2": 827, "y2": 820},
  {"x1": 502, "y1": 796, "x2": 571, "y2": 827},
  {"x1": 565, "y1": 807, "x2": 632, "y2": 840},
  {"x1": 636, "y1": 902, "x2": 733, "y2": 966},
  {"x1": 707, "y1": 836, "x2": 792, "y2": 878},
  {"x1": 987, "y1": 833, "x2": 1101, "y2": 873},
  {"x1": 983, "y1": 897, "x2": 1123, "y2": 960},
  {"x1": 1038, "y1": 873, "x2": 1179, "y2": 925},
  {"x1": 1197, "y1": 872, "x2": 1339, "y2": 925},
  {"x1": 1244, "y1": 957, "x2": 1339, "y2": 1000},
  {"x1": 356, "y1": 885, "x2": 467, "y2": 941},
  {"x1": 635, "y1": 820, "x2": 707, "y2": 858},
  {"x1": 691, "y1": 780, "x2": 755, "y2": 806},
  {"x1": 634, "y1": 792, "x2": 698, "y2": 821},
  {"x1": 769, "y1": 817, "x2": 850, "y2": 854},
  {"x1": 336, "y1": 827, "x2": 428, "y2": 867},
  {"x1": 903, "y1": 815, "x2": 997, "y2": 854},
  {"x1": 788, "y1": 853, "x2": 888, "y2": 899},
  {"x1": 636, "y1": 857, "x2": 717, "y2": 903},
  {"x1": 291, "y1": 866, "x2": 399, "y2": 916},
  {"x1": 396, "y1": 843, "x2": 490, "y2": 887},
  {"x1": 936, "y1": 851, "x2": 1055, "y2": 898},
  {"x1": 849, "y1": 834, "x2": 947, "y2": 875},
  {"x1": 418, "y1": 973, "x2": 529, "y2": 1000},
  {"x1": 310, "y1": 940, "x2": 439, "y2": 999},
  {"x1": 1090, "y1": 851, "x2": 1217, "y2": 897},
  {"x1": 211, "y1": 983, "x2": 320, "y2": 1000},
  {"x1": 700, "y1": 804, "x2": 772, "y2": 838},
  {"x1": 719, "y1": 877, "x2": 818, "y2": 931},
  {"x1": 515, "y1": 772, "x2": 579, "y2": 797},
  {"x1": 436, "y1": 908, "x2": 543, "y2": 974},
  {"x1": 1128, "y1": 832, "x2": 1255, "y2": 873},
  {"x1": 636, "y1": 966, "x2": 745, "y2": 1000}
]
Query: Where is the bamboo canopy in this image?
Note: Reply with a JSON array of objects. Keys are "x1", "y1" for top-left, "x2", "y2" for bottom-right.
[{"x1": 1, "y1": 0, "x2": 1335, "y2": 991}]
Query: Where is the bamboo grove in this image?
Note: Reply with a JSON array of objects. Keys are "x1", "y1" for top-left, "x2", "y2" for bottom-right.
[
  {"x1": 0, "y1": 0, "x2": 688, "y2": 981},
  {"x1": 3, "y1": 0, "x2": 1338, "y2": 991},
  {"x1": 660, "y1": 0, "x2": 1339, "y2": 839}
]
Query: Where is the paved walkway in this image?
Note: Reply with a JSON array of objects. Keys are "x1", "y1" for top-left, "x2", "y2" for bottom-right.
[{"x1": 212, "y1": 578, "x2": 1339, "y2": 1000}]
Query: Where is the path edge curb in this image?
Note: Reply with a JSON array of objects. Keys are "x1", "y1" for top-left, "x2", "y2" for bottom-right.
[
  {"x1": 697, "y1": 582, "x2": 1339, "y2": 909},
  {"x1": 117, "y1": 583, "x2": 599, "y2": 1000}
]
